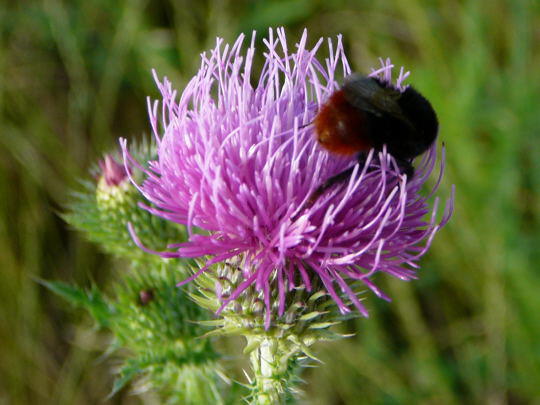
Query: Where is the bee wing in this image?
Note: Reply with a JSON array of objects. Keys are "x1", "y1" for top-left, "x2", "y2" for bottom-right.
[{"x1": 342, "y1": 74, "x2": 406, "y2": 120}]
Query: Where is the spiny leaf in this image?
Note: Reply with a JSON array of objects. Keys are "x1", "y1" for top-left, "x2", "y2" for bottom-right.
[
  {"x1": 108, "y1": 365, "x2": 143, "y2": 398},
  {"x1": 39, "y1": 279, "x2": 87, "y2": 304},
  {"x1": 39, "y1": 279, "x2": 112, "y2": 328}
]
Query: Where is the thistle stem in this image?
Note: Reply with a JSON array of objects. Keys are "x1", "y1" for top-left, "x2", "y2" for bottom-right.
[{"x1": 249, "y1": 337, "x2": 292, "y2": 405}]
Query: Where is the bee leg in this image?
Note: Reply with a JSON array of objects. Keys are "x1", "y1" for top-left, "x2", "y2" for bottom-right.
[
  {"x1": 302, "y1": 152, "x2": 370, "y2": 209},
  {"x1": 303, "y1": 166, "x2": 356, "y2": 209},
  {"x1": 294, "y1": 153, "x2": 373, "y2": 219},
  {"x1": 298, "y1": 120, "x2": 313, "y2": 130},
  {"x1": 356, "y1": 151, "x2": 369, "y2": 171},
  {"x1": 394, "y1": 157, "x2": 414, "y2": 179}
]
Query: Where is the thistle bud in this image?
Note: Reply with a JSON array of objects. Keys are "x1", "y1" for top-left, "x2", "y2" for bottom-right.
[{"x1": 96, "y1": 155, "x2": 134, "y2": 213}]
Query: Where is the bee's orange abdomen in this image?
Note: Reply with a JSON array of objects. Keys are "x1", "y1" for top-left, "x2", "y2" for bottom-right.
[{"x1": 314, "y1": 90, "x2": 372, "y2": 155}]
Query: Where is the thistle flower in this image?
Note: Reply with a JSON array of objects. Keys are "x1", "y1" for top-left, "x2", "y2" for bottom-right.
[{"x1": 122, "y1": 28, "x2": 453, "y2": 327}]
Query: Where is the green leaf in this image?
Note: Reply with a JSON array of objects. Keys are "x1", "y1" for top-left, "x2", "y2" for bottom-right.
[
  {"x1": 39, "y1": 279, "x2": 87, "y2": 305},
  {"x1": 108, "y1": 364, "x2": 143, "y2": 398},
  {"x1": 39, "y1": 279, "x2": 113, "y2": 328}
]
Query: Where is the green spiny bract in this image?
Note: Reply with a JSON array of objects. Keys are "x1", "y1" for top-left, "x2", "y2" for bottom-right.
[
  {"x1": 190, "y1": 258, "x2": 360, "y2": 404},
  {"x1": 193, "y1": 259, "x2": 356, "y2": 346}
]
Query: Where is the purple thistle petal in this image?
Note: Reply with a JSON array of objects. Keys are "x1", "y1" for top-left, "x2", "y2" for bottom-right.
[
  {"x1": 126, "y1": 28, "x2": 453, "y2": 321},
  {"x1": 98, "y1": 154, "x2": 128, "y2": 186}
]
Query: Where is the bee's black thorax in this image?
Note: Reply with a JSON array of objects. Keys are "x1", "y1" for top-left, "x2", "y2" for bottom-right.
[{"x1": 365, "y1": 83, "x2": 438, "y2": 162}]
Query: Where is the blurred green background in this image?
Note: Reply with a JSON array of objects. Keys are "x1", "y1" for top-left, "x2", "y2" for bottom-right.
[{"x1": 1, "y1": 0, "x2": 540, "y2": 403}]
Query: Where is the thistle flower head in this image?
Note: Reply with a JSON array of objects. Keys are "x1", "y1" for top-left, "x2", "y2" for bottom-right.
[{"x1": 123, "y1": 28, "x2": 453, "y2": 326}]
